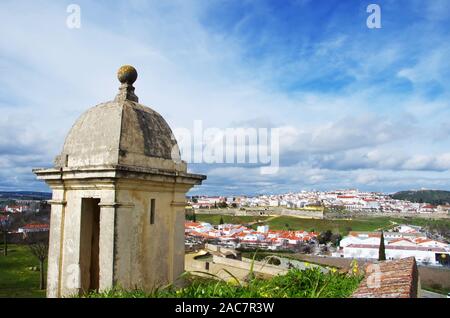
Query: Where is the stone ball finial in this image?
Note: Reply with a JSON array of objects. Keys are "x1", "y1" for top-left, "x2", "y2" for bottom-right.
[{"x1": 117, "y1": 65, "x2": 138, "y2": 85}]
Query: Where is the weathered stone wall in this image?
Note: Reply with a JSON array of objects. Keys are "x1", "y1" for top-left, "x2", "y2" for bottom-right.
[
  {"x1": 325, "y1": 211, "x2": 450, "y2": 219},
  {"x1": 185, "y1": 253, "x2": 286, "y2": 282},
  {"x1": 205, "y1": 243, "x2": 241, "y2": 257},
  {"x1": 114, "y1": 182, "x2": 188, "y2": 290},
  {"x1": 418, "y1": 265, "x2": 450, "y2": 293},
  {"x1": 51, "y1": 187, "x2": 116, "y2": 297},
  {"x1": 196, "y1": 207, "x2": 324, "y2": 219}
]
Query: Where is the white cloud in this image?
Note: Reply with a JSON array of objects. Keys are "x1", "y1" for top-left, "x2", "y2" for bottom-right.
[
  {"x1": 277, "y1": 113, "x2": 415, "y2": 155},
  {"x1": 398, "y1": 46, "x2": 450, "y2": 87}
]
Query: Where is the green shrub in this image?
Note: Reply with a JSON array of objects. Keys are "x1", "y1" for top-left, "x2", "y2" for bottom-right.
[{"x1": 84, "y1": 267, "x2": 362, "y2": 298}]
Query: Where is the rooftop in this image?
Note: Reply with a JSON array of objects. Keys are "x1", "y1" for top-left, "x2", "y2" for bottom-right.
[
  {"x1": 352, "y1": 257, "x2": 419, "y2": 298},
  {"x1": 55, "y1": 65, "x2": 185, "y2": 172}
]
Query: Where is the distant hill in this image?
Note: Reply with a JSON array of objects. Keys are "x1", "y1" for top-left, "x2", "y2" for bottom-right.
[
  {"x1": 0, "y1": 191, "x2": 51, "y2": 201},
  {"x1": 391, "y1": 190, "x2": 450, "y2": 205}
]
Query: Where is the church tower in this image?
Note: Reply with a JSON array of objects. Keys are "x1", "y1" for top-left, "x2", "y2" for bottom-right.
[{"x1": 33, "y1": 65, "x2": 206, "y2": 297}]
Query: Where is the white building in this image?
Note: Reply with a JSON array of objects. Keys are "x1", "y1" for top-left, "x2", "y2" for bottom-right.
[
  {"x1": 242, "y1": 233, "x2": 265, "y2": 242},
  {"x1": 339, "y1": 229, "x2": 450, "y2": 266},
  {"x1": 257, "y1": 225, "x2": 269, "y2": 233},
  {"x1": 343, "y1": 243, "x2": 448, "y2": 265},
  {"x1": 18, "y1": 223, "x2": 49, "y2": 233},
  {"x1": 268, "y1": 199, "x2": 279, "y2": 207},
  {"x1": 395, "y1": 225, "x2": 420, "y2": 234}
]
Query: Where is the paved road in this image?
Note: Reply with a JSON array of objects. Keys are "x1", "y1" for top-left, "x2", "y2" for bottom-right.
[{"x1": 420, "y1": 289, "x2": 447, "y2": 298}]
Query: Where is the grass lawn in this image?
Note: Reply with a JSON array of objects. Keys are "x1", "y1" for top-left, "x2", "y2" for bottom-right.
[
  {"x1": 196, "y1": 214, "x2": 450, "y2": 236},
  {"x1": 0, "y1": 244, "x2": 46, "y2": 298},
  {"x1": 266, "y1": 216, "x2": 394, "y2": 235},
  {"x1": 196, "y1": 214, "x2": 395, "y2": 235},
  {"x1": 195, "y1": 214, "x2": 270, "y2": 225},
  {"x1": 387, "y1": 217, "x2": 450, "y2": 229}
]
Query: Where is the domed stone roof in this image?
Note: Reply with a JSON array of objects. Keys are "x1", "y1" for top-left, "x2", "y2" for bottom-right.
[{"x1": 55, "y1": 66, "x2": 184, "y2": 172}]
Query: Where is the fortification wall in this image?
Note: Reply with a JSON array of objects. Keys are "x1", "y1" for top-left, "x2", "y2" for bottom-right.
[{"x1": 185, "y1": 253, "x2": 285, "y2": 282}]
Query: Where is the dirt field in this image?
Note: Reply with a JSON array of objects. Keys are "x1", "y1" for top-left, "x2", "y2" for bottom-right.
[{"x1": 287, "y1": 254, "x2": 368, "y2": 270}]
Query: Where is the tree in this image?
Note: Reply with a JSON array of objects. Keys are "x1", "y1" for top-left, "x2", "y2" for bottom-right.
[
  {"x1": 330, "y1": 233, "x2": 342, "y2": 247},
  {"x1": 218, "y1": 201, "x2": 228, "y2": 209},
  {"x1": 192, "y1": 212, "x2": 197, "y2": 223},
  {"x1": 26, "y1": 233, "x2": 49, "y2": 290},
  {"x1": 0, "y1": 213, "x2": 11, "y2": 256},
  {"x1": 219, "y1": 216, "x2": 224, "y2": 225},
  {"x1": 298, "y1": 243, "x2": 312, "y2": 254},
  {"x1": 267, "y1": 256, "x2": 281, "y2": 266},
  {"x1": 378, "y1": 231, "x2": 386, "y2": 261},
  {"x1": 318, "y1": 230, "x2": 333, "y2": 245}
]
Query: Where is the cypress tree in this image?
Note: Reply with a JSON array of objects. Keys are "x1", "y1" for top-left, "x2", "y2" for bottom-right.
[
  {"x1": 219, "y1": 216, "x2": 224, "y2": 225},
  {"x1": 378, "y1": 230, "x2": 386, "y2": 261}
]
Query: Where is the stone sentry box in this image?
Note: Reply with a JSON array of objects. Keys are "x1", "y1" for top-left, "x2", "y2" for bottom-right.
[{"x1": 33, "y1": 65, "x2": 206, "y2": 298}]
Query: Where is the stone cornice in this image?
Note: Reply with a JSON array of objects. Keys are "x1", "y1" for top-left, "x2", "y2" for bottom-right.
[
  {"x1": 33, "y1": 164, "x2": 206, "y2": 186},
  {"x1": 171, "y1": 201, "x2": 188, "y2": 207},
  {"x1": 98, "y1": 201, "x2": 135, "y2": 208},
  {"x1": 47, "y1": 200, "x2": 67, "y2": 206}
]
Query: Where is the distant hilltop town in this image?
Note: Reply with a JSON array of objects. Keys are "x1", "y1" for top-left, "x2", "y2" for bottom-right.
[{"x1": 188, "y1": 189, "x2": 450, "y2": 215}]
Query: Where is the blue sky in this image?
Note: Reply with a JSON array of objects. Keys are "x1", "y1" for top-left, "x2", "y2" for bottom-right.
[{"x1": 1, "y1": 0, "x2": 450, "y2": 195}]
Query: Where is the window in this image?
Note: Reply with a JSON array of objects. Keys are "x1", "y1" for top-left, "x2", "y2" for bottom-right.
[{"x1": 150, "y1": 199, "x2": 155, "y2": 225}]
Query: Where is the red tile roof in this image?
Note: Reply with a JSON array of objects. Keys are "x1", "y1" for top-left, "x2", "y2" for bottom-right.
[
  {"x1": 349, "y1": 231, "x2": 380, "y2": 238},
  {"x1": 22, "y1": 223, "x2": 49, "y2": 229},
  {"x1": 414, "y1": 238, "x2": 432, "y2": 244},
  {"x1": 352, "y1": 257, "x2": 419, "y2": 298},
  {"x1": 185, "y1": 221, "x2": 201, "y2": 227},
  {"x1": 389, "y1": 238, "x2": 414, "y2": 244}
]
